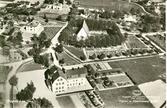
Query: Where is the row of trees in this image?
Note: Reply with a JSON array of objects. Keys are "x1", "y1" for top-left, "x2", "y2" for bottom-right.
[
  {"x1": 88, "y1": 48, "x2": 155, "y2": 60},
  {"x1": 5, "y1": 3, "x2": 39, "y2": 15}
]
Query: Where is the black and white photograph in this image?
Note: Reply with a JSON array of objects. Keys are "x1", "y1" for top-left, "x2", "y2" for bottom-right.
[{"x1": 0, "y1": 0, "x2": 166, "y2": 108}]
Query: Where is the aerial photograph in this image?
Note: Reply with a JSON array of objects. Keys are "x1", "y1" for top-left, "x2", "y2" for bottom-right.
[{"x1": 0, "y1": 0, "x2": 166, "y2": 108}]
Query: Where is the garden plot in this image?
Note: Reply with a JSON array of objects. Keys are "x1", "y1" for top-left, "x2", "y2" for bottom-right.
[
  {"x1": 146, "y1": 35, "x2": 165, "y2": 51},
  {"x1": 96, "y1": 72, "x2": 134, "y2": 91},
  {"x1": 91, "y1": 62, "x2": 112, "y2": 71}
]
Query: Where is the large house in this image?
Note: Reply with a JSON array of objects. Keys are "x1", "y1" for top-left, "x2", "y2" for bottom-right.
[
  {"x1": 76, "y1": 20, "x2": 90, "y2": 41},
  {"x1": 20, "y1": 21, "x2": 44, "y2": 35},
  {"x1": 45, "y1": 66, "x2": 92, "y2": 95},
  {"x1": 20, "y1": 21, "x2": 44, "y2": 43}
]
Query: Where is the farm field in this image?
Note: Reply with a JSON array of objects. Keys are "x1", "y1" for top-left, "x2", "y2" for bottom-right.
[
  {"x1": 108, "y1": 56, "x2": 165, "y2": 84},
  {"x1": 126, "y1": 36, "x2": 148, "y2": 49},
  {"x1": 64, "y1": 45, "x2": 85, "y2": 59},
  {"x1": 44, "y1": 27, "x2": 61, "y2": 39},
  {"x1": 146, "y1": 35, "x2": 165, "y2": 51},
  {"x1": 99, "y1": 86, "x2": 154, "y2": 108},
  {"x1": 17, "y1": 61, "x2": 44, "y2": 72}
]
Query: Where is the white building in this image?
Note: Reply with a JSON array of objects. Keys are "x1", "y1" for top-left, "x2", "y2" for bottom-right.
[
  {"x1": 45, "y1": 3, "x2": 63, "y2": 11},
  {"x1": 20, "y1": 21, "x2": 44, "y2": 44},
  {"x1": 123, "y1": 14, "x2": 137, "y2": 23},
  {"x1": 45, "y1": 67, "x2": 92, "y2": 95},
  {"x1": 76, "y1": 20, "x2": 90, "y2": 41},
  {"x1": 51, "y1": 67, "x2": 87, "y2": 94},
  {"x1": 20, "y1": 21, "x2": 44, "y2": 35}
]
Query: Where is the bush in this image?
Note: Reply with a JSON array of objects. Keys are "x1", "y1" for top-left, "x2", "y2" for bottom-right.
[{"x1": 97, "y1": 53, "x2": 106, "y2": 59}]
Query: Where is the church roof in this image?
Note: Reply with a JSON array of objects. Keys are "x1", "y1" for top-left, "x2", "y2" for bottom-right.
[{"x1": 77, "y1": 20, "x2": 89, "y2": 35}]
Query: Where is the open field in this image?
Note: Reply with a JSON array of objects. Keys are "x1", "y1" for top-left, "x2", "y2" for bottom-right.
[
  {"x1": 57, "y1": 52, "x2": 81, "y2": 66},
  {"x1": 16, "y1": 70, "x2": 61, "y2": 108},
  {"x1": 99, "y1": 86, "x2": 154, "y2": 108},
  {"x1": 17, "y1": 61, "x2": 44, "y2": 72},
  {"x1": 108, "y1": 56, "x2": 165, "y2": 84},
  {"x1": 77, "y1": 0, "x2": 145, "y2": 13},
  {"x1": 146, "y1": 35, "x2": 165, "y2": 51},
  {"x1": 44, "y1": 27, "x2": 61, "y2": 39},
  {"x1": 64, "y1": 45, "x2": 85, "y2": 59},
  {"x1": 57, "y1": 96, "x2": 77, "y2": 108},
  {"x1": 126, "y1": 36, "x2": 148, "y2": 49}
]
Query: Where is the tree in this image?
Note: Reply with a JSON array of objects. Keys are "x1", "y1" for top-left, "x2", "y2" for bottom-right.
[
  {"x1": 89, "y1": 53, "x2": 96, "y2": 60},
  {"x1": 44, "y1": 0, "x2": 54, "y2": 4},
  {"x1": 80, "y1": 55, "x2": 86, "y2": 61},
  {"x1": 45, "y1": 18, "x2": 49, "y2": 23},
  {"x1": 35, "y1": 98, "x2": 53, "y2": 108},
  {"x1": 59, "y1": 0, "x2": 64, "y2": 4},
  {"x1": 97, "y1": 53, "x2": 106, "y2": 59},
  {"x1": 16, "y1": 81, "x2": 36, "y2": 101},
  {"x1": 59, "y1": 58, "x2": 65, "y2": 64},
  {"x1": 9, "y1": 75, "x2": 18, "y2": 87},
  {"x1": 54, "y1": 44, "x2": 63, "y2": 53},
  {"x1": 9, "y1": 75, "x2": 18, "y2": 100}
]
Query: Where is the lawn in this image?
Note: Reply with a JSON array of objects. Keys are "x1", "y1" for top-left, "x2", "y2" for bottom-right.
[
  {"x1": 56, "y1": 52, "x2": 81, "y2": 66},
  {"x1": 44, "y1": 27, "x2": 61, "y2": 39},
  {"x1": 17, "y1": 61, "x2": 44, "y2": 72},
  {"x1": 56, "y1": 96, "x2": 77, "y2": 108},
  {"x1": 108, "y1": 56, "x2": 165, "y2": 84},
  {"x1": 64, "y1": 45, "x2": 85, "y2": 59},
  {"x1": 126, "y1": 36, "x2": 147, "y2": 49},
  {"x1": 146, "y1": 35, "x2": 165, "y2": 51},
  {"x1": 76, "y1": 0, "x2": 145, "y2": 12},
  {"x1": 99, "y1": 86, "x2": 154, "y2": 108}
]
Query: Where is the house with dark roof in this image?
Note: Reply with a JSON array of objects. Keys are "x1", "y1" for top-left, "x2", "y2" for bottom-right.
[
  {"x1": 76, "y1": 20, "x2": 90, "y2": 41},
  {"x1": 45, "y1": 66, "x2": 90, "y2": 95}
]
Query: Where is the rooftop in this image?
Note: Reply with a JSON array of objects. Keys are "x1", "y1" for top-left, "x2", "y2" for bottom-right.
[
  {"x1": 26, "y1": 21, "x2": 40, "y2": 27},
  {"x1": 51, "y1": 67, "x2": 87, "y2": 82}
]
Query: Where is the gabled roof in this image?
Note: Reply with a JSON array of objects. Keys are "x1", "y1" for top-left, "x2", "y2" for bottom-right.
[
  {"x1": 66, "y1": 67, "x2": 87, "y2": 78},
  {"x1": 51, "y1": 69, "x2": 66, "y2": 83},
  {"x1": 51, "y1": 67, "x2": 87, "y2": 83},
  {"x1": 78, "y1": 20, "x2": 89, "y2": 35},
  {"x1": 82, "y1": 20, "x2": 89, "y2": 34}
]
